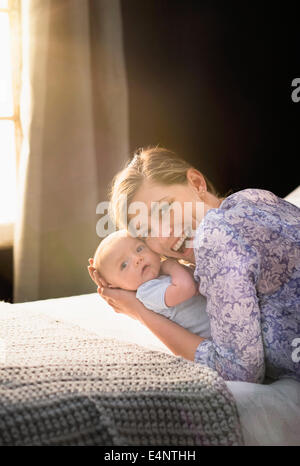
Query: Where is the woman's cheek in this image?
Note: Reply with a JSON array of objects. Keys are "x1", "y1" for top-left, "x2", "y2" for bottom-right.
[{"x1": 145, "y1": 237, "x2": 164, "y2": 255}]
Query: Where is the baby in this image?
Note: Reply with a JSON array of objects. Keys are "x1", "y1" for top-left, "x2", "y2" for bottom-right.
[{"x1": 93, "y1": 230, "x2": 211, "y2": 338}]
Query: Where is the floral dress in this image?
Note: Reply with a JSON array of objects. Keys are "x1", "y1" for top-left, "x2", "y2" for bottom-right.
[{"x1": 193, "y1": 189, "x2": 300, "y2": 383}]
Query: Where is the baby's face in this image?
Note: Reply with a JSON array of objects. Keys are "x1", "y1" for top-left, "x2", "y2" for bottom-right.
[{"x1": 101, "y1": 236, "x2": 161, "y2": 290}]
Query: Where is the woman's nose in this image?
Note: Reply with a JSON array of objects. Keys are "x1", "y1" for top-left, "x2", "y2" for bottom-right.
[{"x1": 153, "y1": 221, "x2": 175, "y2": 238}]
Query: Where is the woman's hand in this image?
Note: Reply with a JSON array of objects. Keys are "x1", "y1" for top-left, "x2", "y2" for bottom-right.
[
  {"x1": 87, "y1": 258, "x2": 108, "y2": 288},
  {"x1": 88, "y1": 257, "x2": 142, "y2": 320},
  {"x1": 97, "y1": 286, "x2": 142, "y2": 321}
]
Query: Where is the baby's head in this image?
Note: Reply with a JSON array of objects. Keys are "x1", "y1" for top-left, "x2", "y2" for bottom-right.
[{"x1": 93, "y1": 229, "x2": 161, "y2": 290}]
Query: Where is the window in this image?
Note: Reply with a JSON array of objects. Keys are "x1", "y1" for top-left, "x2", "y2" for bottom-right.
[{"x1": 0, "y1": 0, "x2": 21, "y2": 231}]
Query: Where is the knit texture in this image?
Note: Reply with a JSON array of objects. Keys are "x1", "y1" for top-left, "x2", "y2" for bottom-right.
[{"x1": 0, "y1": 303, "x2": 244, "y2": 446}]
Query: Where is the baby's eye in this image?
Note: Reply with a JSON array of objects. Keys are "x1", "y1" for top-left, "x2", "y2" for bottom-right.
[
  {"x1": 120, "y1": 261, "x2": 128, "y2": 270},
  {"x1": 137, "y1": 245, "x2": 144, "y2": 252}
]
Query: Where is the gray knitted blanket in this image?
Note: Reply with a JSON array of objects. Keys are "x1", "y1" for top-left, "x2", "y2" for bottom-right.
[{"x1": 0, "y1": 303, "x2": 244, "y2": 446}]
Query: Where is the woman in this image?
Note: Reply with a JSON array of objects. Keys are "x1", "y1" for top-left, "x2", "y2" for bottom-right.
[{"x1": 88, "y1": 146, "x2": 300, "y2": 384}]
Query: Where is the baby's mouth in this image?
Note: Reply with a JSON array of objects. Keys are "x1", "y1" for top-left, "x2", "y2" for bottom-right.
[{"x1": 142, "y1": 264, "x2": 149, "y2": 274}]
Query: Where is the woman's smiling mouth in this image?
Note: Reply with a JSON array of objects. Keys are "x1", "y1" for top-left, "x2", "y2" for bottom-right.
[{"x1": 171, "y1": 229, "x2": 193, "y2": 254}]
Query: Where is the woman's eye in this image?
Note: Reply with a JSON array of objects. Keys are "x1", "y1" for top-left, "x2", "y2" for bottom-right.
[
  {"x1": 159, "y1": 202, "x2": 171, "y2": 217},
  {"x1": 138, "y1": 227, "x2": 149, "y2": 237},
  {"x1": 120, "y1": 261, "x2": 128, "y2": 270}
]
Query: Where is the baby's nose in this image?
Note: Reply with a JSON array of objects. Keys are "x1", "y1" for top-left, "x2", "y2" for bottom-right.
[{"x1": 134, "y1": 254, "x2": 143, "y2": 265}]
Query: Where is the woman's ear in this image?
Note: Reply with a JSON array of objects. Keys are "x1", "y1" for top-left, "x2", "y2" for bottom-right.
[{"x1": 186, "y1": 168, "x2": 207, "y2": 196}]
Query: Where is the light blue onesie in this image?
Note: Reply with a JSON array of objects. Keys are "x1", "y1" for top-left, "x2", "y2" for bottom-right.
[{"x1": 136, "y1": 275, "x2": 211, "y2": 338}]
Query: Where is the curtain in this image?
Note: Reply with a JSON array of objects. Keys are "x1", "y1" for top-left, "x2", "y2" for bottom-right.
[{"x1": 13, "y1": 0, "x2": 129, "y2": 303}]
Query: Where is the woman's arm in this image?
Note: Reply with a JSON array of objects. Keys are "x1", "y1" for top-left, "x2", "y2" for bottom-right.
[{"x1": 98, "y1": 285, "x2": 205, "y2": 361}]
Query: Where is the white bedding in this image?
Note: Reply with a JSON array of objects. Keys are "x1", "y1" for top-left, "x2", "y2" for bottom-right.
[
  {"x1": 9, "y1": 187, "x2": 300, "y2": 446},
  {"x1": 12, "y1": 292, "x2": 300, "y2": 446}
]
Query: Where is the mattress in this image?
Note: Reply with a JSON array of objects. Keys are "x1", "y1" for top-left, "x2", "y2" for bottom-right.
[{"x1": 11, "y1": 292, "x2": 300, "y2": 446}]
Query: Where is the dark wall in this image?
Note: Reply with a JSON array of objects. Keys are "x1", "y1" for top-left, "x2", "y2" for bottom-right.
[
  {"x1": 0, "y1": 248, "x2": 13, "y2": 303},
  {"x1": 121, "y1": 0, "x2": 299, "y2": 198}
]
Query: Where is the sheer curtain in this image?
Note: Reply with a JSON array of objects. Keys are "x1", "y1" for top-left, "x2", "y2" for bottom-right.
[{"x1": 14, "y1": 0, "x2": 129, "y2": 302}]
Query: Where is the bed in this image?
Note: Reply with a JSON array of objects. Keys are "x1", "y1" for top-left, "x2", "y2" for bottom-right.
[{"x1": 1, "y1": 187, "x2": 300, "y2": 446}]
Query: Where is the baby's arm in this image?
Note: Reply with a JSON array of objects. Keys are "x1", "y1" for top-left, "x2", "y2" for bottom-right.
[{"x1": 160, "y1": 259, "x2": 199, "y2": 307}]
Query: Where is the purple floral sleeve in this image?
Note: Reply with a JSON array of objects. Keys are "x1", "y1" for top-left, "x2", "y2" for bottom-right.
[
  {"x1": 193, "y1": 188, "x2": 300, "y2": 384},
  {"x1": 194, "y1": 220, "x2": 265, "y2": 383}
]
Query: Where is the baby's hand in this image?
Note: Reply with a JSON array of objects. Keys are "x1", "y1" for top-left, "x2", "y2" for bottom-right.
[
  {"x1": 160, "y1": 260, "x2": 198, "y2": 291},
  {"x1": 182, "y1": 263, "x2": 197, "y2": 279},
  {"x1": 160, "y1": 259, "x2": 199, "y2": 306},
  {"x1": 160, "y1": 258, "x2": 182, "y2": 275}
]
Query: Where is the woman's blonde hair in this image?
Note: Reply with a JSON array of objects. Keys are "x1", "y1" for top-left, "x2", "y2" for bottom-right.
[{"x1": 109, "y1": 145, "x2": 218, "y2": 229}]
